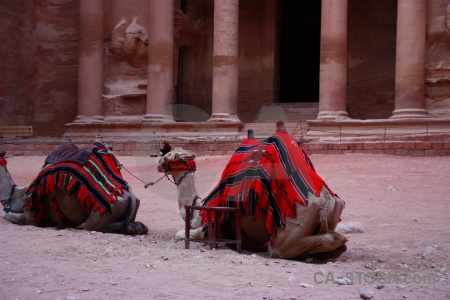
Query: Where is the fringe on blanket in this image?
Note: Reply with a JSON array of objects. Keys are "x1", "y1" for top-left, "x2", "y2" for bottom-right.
[{"x1": 24, "y1": 145, "x2": 129, "y2": 225}]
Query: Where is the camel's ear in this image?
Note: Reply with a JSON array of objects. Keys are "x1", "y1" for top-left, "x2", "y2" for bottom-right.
[{"x1": 174, "y1": 153, "x2": 180, "y2": 160}]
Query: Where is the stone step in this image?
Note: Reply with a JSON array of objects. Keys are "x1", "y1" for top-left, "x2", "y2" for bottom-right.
[
  {"x1": 1, "y1": 137, "x2": 449, "y2": 157},
  {"x1": 242, "y1": 122, "x2": 308, "y2": 138}
]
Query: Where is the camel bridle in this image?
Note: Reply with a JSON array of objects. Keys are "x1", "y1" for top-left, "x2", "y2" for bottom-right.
[{"x1": 159, "y1": 156, "x2": 197, "y2": 186}]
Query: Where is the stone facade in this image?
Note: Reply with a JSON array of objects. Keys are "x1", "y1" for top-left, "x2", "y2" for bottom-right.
[{"x1": 0, "y1": 0, "x2": 449, "y2": 138}]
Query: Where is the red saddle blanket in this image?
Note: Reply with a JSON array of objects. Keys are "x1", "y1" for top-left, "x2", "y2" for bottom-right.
[
  {"x1": 25, "y1": 142, "x2": 129, "y2": 225},
  {"x1": 201, "y1": 131, "x2": 333, "y2": 235}
]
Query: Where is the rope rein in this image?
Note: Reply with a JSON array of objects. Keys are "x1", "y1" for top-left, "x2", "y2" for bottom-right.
[
  {"x1": 0, "y1": 185, "x2": 27, "y2": 202},
  {"x1": 118, "y1": 163, "x2": 170, "y2": 189}
]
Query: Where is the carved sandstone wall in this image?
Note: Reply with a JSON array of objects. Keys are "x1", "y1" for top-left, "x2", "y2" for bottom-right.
[
  {"x1": 0, "y1": 1, "x2": 36, "y2": 128},
  {"x1": 1, "y1": 0, "x2": 449, "y2": 137},
  {"x1": 426, "y1": 0, "x2": 450, "y2": 118},
  {"x1": 101, "y1": 0, "x2": 274, "y2": 123},
  {"x1": 0, "y1": 0, "x2": 79, "y2": 137}
]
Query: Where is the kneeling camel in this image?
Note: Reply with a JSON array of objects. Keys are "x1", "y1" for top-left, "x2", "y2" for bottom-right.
[
  {"x1": 157, "y1": 132, "x2": 347, "y2": 260},
  {"x1": 0, "y1": 142, "x2": 147, "y2": 235}
]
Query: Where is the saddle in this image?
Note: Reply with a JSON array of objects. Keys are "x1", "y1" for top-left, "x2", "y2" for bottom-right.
[
  {"x1": 25, "y1": 142, "x2": 129, "y2": 224},
  {"x1": 201, "y1": 131, "x2": 332, "y2": 235},
  {"x1": 45, "y1": 142, "x2": 100, "y2": 166}
]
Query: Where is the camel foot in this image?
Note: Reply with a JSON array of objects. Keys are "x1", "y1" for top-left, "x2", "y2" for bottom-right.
[
  {"x1": 311, "y1": 244, "x2": 348, "y2": 262},
  {"x1": 75, "y1": 223, "x2": 84, "y2": 229},
  {"x1": 130, "y1": 222, "x2": 148, "y2": 235},
  {"x1": 175, "y1": 228, "x2": 203, "y2": 242},
  {"x1": 175, "y1": 230, "x2": 185, "y2": 241}
]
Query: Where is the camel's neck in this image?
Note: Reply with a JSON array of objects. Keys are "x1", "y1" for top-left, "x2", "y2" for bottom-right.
[
  {"x1": 174, "y1": 171, "x2": 202, "y2": 227},
  {"x1": 173, "y1": 171, "x2": 199, "y2": 208},
  {"x1": 0, "y1": 165, "x2": 16, "y2": 202}
]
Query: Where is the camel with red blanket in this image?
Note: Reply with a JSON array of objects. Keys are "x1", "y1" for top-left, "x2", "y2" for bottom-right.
[
  {"x1": 157, "y1": 128, "x2": 347, "y2": 260},
  {"x1": 0, "y1": 143, "x2": 148, "y2": 235}
]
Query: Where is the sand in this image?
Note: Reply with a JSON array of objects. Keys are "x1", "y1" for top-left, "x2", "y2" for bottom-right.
[{"x1": 0, "y1": 153, "x2": 449, "y2": 300}]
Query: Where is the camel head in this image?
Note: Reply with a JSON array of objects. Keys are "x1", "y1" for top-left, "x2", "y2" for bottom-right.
[
  {"x1": 0, "y1": 152, "x2": 27, "y2": 214},
  {"x1": 157, "y1": 148, "x2": 196, "y2": 175}
]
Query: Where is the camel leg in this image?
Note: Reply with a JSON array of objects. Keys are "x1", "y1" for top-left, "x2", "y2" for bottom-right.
[
  {"x1": 328, "y1": 194, "x2": 345, "y2": 231},
  {"x1": 83, "y1": 198, "x2": 148, "y2": 235},
  {"x1": 268, "y1": 187, "x2": 347, "y2": 260},
  {"x1": 175, "y1": 227, "x2": 203, "y2": 242},
  {"x1": 318, "y1": 188, "x2": 335, "y2": 234},
  {"x1": 301, "y1": 231, "x2": 347, "y2": 255},
  {"x1": 269, "y1": 230, "x2": 347, "y2": 259},
  {"x1": 268, "y1": 200, "x2": 322, "y2": 259},
  {"x1": 129, "y1": 197, "x2": 140, "y2": 223},
  {"x1": 84, "y1": 215, "x2": 148, "y2": 235}
]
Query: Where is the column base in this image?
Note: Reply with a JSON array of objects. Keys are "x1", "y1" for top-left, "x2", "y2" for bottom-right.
[
  {"x1": 142, "y1": 114, "x2": 175, "y2": 123},
  {"x1": 207, "y1": 113, "x2": 241, "y2": 123},
  {"x1": 73, "y1": 115, "x2": 105, "y2": 123},
  {"x1": 390, "y1": 108, "x2": 429, "y2": 119},
  {"x1": 317, "y1": 111, "x2": 349, "y2": 120}
]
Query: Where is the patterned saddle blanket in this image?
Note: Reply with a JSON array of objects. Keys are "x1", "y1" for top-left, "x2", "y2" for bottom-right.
[
  {"x1": 25, "y1": 142, "x2": 129, "y2": 225},
  {"x1": 201, "y1": 131, "x2": 333, "y2": 235}
]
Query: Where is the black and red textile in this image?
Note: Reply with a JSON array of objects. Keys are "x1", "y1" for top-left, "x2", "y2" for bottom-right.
[
  {"x1": 201, "y1": 131, "x2": 333, "y2": 235},
  {"x1": 160, "y1": 157, "x2": 196, "y2": 172},
  {"x1": 24, "y1": 142, "x2": 130, "y2": 225}
]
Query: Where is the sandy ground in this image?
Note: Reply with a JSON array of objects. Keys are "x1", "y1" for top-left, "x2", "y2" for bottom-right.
[{"x1": 0, "y1": 152, "x2": 449, "y2": 300}]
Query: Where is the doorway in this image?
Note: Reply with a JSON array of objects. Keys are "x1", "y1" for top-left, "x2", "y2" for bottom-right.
[{"x1": 278, "y1": 1, "x2": 321, "y2": 103}]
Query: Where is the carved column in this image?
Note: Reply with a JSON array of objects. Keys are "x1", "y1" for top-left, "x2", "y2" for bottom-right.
[
  {"x1": 317, "y1": 0, "x2": 349, "y2": 120},
  {"x1": 143, "y1": 0, "x2": 175, "y2": 123},
  {"x1": 391, "y1": 0, "x2": 428, "y2": 118},
  {"x1": 208, "y1": 0, "x2": 241, "y2": 123},
  {"x1": 74, "y1": 0, "x2": 104, "y2": 123}
]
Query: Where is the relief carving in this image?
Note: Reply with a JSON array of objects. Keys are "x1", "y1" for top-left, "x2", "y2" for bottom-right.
[{"x1": 110, "y1": 18, "x2": 148, "y2": 68}]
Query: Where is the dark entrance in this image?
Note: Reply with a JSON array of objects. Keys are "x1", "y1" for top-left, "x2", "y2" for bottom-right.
[{"x1": 279, "y1": 1, "x2": 321, "y2": 103}]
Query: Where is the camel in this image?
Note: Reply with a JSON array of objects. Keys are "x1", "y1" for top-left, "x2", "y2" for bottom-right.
[
  {"x1": 157, "y1": 132, "x2": 347, "y2": 260},
  {"x1": 0, "y1": 142, "x2": 148, "y2": 235}
]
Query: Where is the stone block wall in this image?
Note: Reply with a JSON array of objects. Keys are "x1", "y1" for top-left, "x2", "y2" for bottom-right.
[{"x1": 1, "y1": 139, "x2": 449, "y2": 157}]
